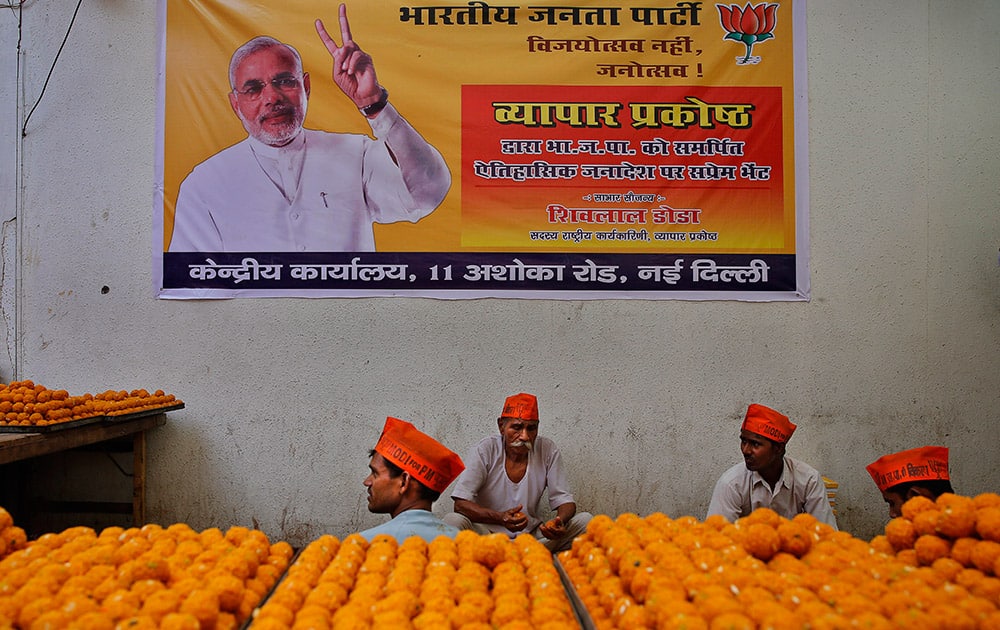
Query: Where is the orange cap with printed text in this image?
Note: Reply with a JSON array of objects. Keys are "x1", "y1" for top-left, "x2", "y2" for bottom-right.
[
  {"x1": 374, "y1": 417, "x2": 465, "y2": 493},
  {"x1": 501, "y1": 393, "x2": 539, "y2": 421},
  {"x1": 741, "y1": 404, "x2": 797, "y2": 443},
  {"x1": 865, "y1": 446, "x2": 949, "y2": 493}
]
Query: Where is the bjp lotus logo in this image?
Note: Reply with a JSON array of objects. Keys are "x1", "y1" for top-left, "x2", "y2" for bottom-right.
[{"x1": 717, "y1": 3, "x2": 779, "y2": 65}]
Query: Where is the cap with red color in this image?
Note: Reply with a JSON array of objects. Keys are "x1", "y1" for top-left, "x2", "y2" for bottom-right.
[
  {"x1": 374, "y1": 417, "x2": 465, "y2": 493},
  {"x1": 865, "y1": 446, "x2": 949, "y2": 492},
  {"x1": 741, "y1": 403, "x2": 797, "y2": 443},
  {"x1": 501, "y1": 392, "x2": 539, "y2": 421}
]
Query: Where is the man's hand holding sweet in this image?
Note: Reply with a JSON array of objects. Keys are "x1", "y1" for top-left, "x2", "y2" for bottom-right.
[
  {"x1": 538, "y1": 516, "x2": 566, "y2": 540},
  {"x1": 500, "y1": 505, "x2": 528, "y2": 532}
]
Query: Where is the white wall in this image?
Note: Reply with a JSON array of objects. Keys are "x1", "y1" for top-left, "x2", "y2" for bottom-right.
[{"x1": 2, "y1": 1, "x2": 998, "y2": 545}]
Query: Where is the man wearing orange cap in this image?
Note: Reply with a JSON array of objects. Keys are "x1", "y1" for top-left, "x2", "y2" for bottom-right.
[
  {"x1": 443, "y1": 392, "x2": 592, "y2": 551},
  {"x1": 359, "y1": 416, "x2": 466, "y2": 542},
  {"x1": 707, "y1": 404, "x2": 838, "y2": 527},
  {"x1": 866, "y1": 446, "x2": 953, "y2": 518}
]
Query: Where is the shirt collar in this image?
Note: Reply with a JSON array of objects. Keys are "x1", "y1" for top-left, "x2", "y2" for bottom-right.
[
  {"x1": 247, "y1": 129, "x2": 306, "y2": 158},
  {"x1": 750, "y1": 456, "x2": 790, "y2": 489}
]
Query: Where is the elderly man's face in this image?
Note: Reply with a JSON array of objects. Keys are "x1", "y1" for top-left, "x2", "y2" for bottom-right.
[
  {"x1": 499, "y1": 417, "x2": 539, "y2": 455},
  {"x1": 228, "y1": 46, "x2": 310, "y2": 147}
]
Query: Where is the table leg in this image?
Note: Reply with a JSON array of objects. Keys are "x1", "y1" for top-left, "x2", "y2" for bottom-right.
[{"x1": 133, "y1": 431, "x2": 147, "y2": 525}]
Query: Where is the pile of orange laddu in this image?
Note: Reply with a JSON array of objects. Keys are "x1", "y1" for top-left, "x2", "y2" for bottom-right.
[
  {"x1": 0, "y1": 491, "x2": 999, "y2": 629},
  {"x1": 0, "y1": 379, "x2": 182, "y2": 428}
]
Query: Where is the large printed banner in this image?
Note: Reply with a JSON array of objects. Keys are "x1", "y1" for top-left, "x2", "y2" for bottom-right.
[{"x1": 154, "y1": 0, "x2": 808, "y2": 300}]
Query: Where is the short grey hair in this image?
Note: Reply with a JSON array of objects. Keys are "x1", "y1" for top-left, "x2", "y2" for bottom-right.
[{"x1": 229, "y1": 36, "x2": 304, "y2": 90}]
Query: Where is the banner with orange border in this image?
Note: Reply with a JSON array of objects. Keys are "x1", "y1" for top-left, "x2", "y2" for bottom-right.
[{"x1": 154, "y1": 0, "x2": 808, "y2": 300}]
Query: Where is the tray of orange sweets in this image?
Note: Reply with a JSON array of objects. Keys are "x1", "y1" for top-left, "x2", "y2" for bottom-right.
[
  {"x1": 555, "y1": 497, "x2": 1000, "y2": 629},
  {"x1": 0, "y1": 379, "x2": 184, "y2": 433}
]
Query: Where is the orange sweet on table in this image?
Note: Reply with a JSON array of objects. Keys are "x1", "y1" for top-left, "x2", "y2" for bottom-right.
[
  {"x1": 971, "y1": 540, "x2": 1000, "y2": 575},
  {"x1": 776, "y1": 520, "x2": 813, "y2": 558},
  {"x1": 977, "y1": 507, "x2": 1000, "y2": 543},
  {"x1": 0, "y1": 380, "x2": 182, "y2": 427},
  {"x1": 914, "y1": 534, "x2": 952, "y2": 566},
  {"x1": 937, "y1": 493, "x2": 978, "y2": 539},
  {"x1": 742, "y1": 523, "x2": 781, "y2": 562},
  {"x1": 178, "y1": 588, "x2": 219, "y2": 630},
  {"x1": 160, "y1": 612, "x2": 202, "y2": 630},
  {"x1": 911, "y1": 508, "x2": 941, "y2": 537},
  {"x1": 900, "y1": 494, "x2": 936, "y2": 519},
  {"x1": 951, "y1": 537, "x2": 980, "y2": 567},
  {"x1": 884, "y1": 517, "x2": 917, "y2": 551}
]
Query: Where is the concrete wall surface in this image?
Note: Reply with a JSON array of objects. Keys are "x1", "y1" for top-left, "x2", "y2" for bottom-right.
[{"x1": 1, "y1": 1, "x2": 997, "y2": 545}]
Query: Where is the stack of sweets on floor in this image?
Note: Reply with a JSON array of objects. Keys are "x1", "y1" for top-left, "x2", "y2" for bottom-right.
[{"x1": 558, "y1": 492, "x2": 1000, "y2": 629}]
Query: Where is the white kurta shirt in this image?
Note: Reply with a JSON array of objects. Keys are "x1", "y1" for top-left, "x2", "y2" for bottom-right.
[
  {"x1": 706, "y1": 455, "x2": 839, "y2": 528},
  {"x1": 449, "y1": 434, "x2": 576, "y2": 537},
  {"x1": 169, "y1": 104, "x2": 450, "y2": 252}
]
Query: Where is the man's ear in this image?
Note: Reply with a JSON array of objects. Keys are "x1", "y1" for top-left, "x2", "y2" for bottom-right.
[
  {"x1": 497, "y1": 418, "x2": 505, "y2": 433},
  {"x1": 303, "y1": 72, "x2": 311, "y2": 98},
  {"x1": 906, "y1": 486, "x2": 936, "y2": 501}
]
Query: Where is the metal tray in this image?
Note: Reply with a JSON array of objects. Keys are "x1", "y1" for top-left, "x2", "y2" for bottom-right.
[
  {"x1": 0, "y1": 402, "x2": 185, "y2": 433},
  {"x1": 240, "y1": 546, "x2": 300, "y2": 630},
  {"x1": 555, "y1": 554, "x2": 597, "y2": 630},
  {"x1": 103, "y1": 402, "x2": 185, "y2": 420}
]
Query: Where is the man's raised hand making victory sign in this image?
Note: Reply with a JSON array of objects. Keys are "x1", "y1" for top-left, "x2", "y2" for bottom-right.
[{"x1": 315, "y1": 4, "x2": 386, "y2": 115}]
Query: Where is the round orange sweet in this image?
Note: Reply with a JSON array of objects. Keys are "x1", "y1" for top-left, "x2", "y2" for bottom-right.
[
  {"x1": 884, "y1": 518, "x2": 917, "y2": 551},
  {"x1": 927, "y1": 603, "x2": 977, "y2": 630},
  {"x1": 449, "y1": 601, "x2": 491, "y2": 627},
  {"x1": 967, "y1": 575, "x2": 1000, "y2": 603},
  {"x1": 615, "y1": 601, "x2": 652, "y2": 629},
  {"x1": 659, "y1": 612, "x2": 709, "y2": 630},
  {"x1": 115, "y1": 614, "x2": 160, "y2": 629},
  {"x1": 869, "y1": 611, "x2": 905, "y2": 630},
  {"x1": 914, "y1": 534, "x2": 952, "y2": 566},
  {"x1": 71, "y1": 611, "x2": 115, "y2": 630},
  {"x1": 973, "y1": 493, "x2": 1000, "y2": 509},
  {"x1": 253, "y1": 602, "x2": 295, "y2": 626},
  {"x1": 160, "y1": 612, "x2": 202, "y2": 630},
  {"x1": 17, "y1": 596, "x2": 55, "y2": 628},
  {"x1": 952, "y1": 537, "x2": 980, "y2": 567},
  {"x1": 977, "y1": 507, "x2": 1000, "y2": 543},
  {"x1": 709, "y1": 611, "x2": 756, "y2": 630},
  {"x1": 777, "y1": 521, "x2": 812, "y2": 558},
  {"x1": 911, "y1": 510, "x2": 941, "y2": 537},
  {"x1": 903, "y1": 496, "x2": 939, "y2": 521},
  {"x1": 971, "y1": 541, "x2": 1000, "y2": 575},
  {"x1": 4, "y1": 527, "x2": 26, "y2": 551},
  {"x1": 178, "y1": 589, "x2": 220, "y2": 630},
  {"x1": 139, "y1": 589, "x2": 181, "y2": 622},
  {"x1": 896, "y1": 548, "x2": 918, "y2": 566},
  {"x1": 931, "y1": 556, "x2": 965, "y2": 581},
  {"x1": 743, "y1": 523, "x2": 781, "y2": 562},
  {"x1": 936, "y1": 494, "x2": 978, "y2": 539},
  {"x1": 954, "y1": 568, "x2": 987, "y2": 589}
]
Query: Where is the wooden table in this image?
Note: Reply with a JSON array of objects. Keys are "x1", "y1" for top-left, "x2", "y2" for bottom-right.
[{"x1": 0, "y1": 410, "x2": 172, "y2": 529}]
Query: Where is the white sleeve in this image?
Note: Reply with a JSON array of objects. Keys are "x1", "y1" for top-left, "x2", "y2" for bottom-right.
[
  {"x1": 363, "y1": 103, "x2": 451, "y2": 224},
  {"x1": 706, "y1": 467, "x2": 743, "y2": 522}
]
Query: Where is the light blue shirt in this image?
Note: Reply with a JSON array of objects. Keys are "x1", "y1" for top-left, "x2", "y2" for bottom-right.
[{"x1": 358, "y1": 509, "x2": 459, "y2": 543}]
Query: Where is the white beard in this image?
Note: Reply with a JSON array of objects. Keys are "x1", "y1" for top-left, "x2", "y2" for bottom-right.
[{"x1": 241, "y1": 101, "x2": 307, "y2": 147}]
